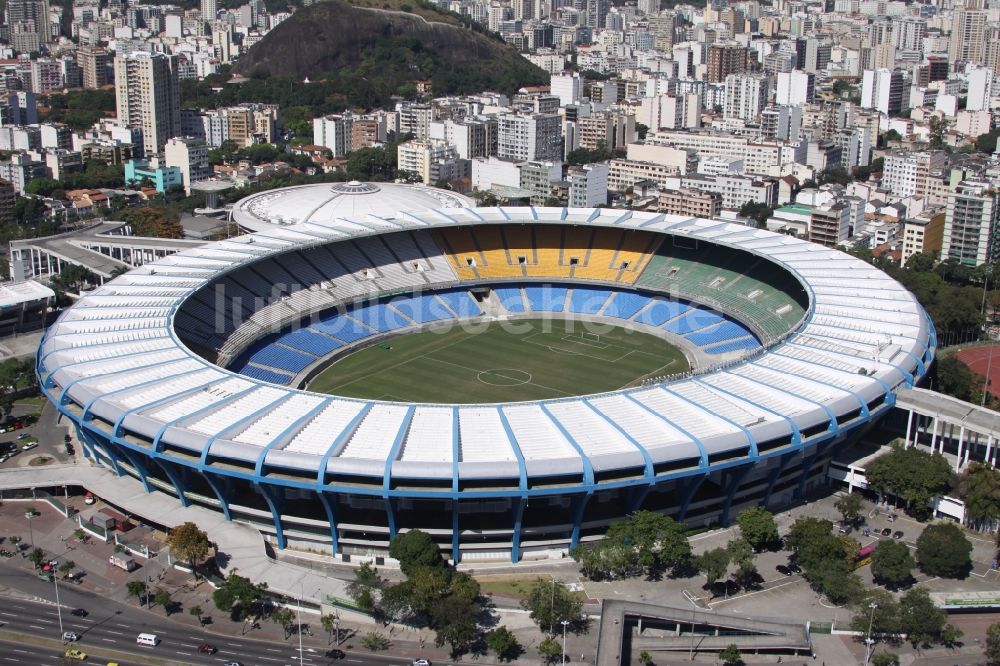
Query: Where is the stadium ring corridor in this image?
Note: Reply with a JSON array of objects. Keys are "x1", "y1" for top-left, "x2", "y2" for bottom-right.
[{"x1": 37, "y1": 205, "x2": 935, "y2": 563}]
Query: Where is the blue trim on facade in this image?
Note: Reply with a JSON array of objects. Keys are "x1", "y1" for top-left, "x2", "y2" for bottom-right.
[
  {"x1": 254, "y1": 398, "x2": 331, "y2": 476},
  {"x1": 622, "y1": 392, "x2": 709, "y2": 469},
  {"x1": 200, "y1": 390, "x2": 289, "y2": 466},
  {"x1": 693, "y1": 377, "x2": 802, "y2": 448},
  {"x1": 496, "y1": 407, "x2": 528, "y2": 491},
  {"x1": 316, "y1": 404, "x2": 373, "y2": 485},
  {"x1": 538, "y1": 403, "x2": 595, "y2": 487},
  {"x1": 582, "y1": 399, "x2": 654, "y2": 479},
  {"x1": 660, "y1": 385, "x2": 760, "y2": 459}
]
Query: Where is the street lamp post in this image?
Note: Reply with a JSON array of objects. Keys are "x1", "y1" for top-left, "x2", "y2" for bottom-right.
[
  {"x1": 864, "y1": 602, "x2": 878, "y2": 665},
  {"x1": 296, "y1": 587, "x2": 304, "y2": 666},
  {"x1": 561, "y1": 620, "x2": 569, "y2": 665},
  {"x1": 26, "y1": 511, "x2": 33, "y2": 550},
  {"x1": 53, "y1": 571, "x2": 64, "y2": 638}
]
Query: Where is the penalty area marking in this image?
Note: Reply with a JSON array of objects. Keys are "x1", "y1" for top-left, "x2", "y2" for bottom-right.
[{"x1": 477, "y1": 368, "x2": 532, "y2": 386}]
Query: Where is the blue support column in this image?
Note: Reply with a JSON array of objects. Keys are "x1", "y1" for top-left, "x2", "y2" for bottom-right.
[
  {"x1": 257, "y1": 484, "x2": 286, "y2": 549},
  {"x1": 511, "y1": 497, "x2": 526, "y2": 563},
  {"x1": 151, "y1": 457, "x2": 189, "y2": 507},
  {"x1": 386, "y1": 497, "x2": 397, "y2": 540},
  {"x1": 569, "y1": 493, "x2": 592, "y2": 550},
  {"x1": 720, "y1": 465, "x2": 753, "y2": 526},
  {"x1": 317, "y1": 491, "x2": 340, "y2": 555},
  {"x1": 679, "y1": 473, "x2": 708, "y2": 522},
  {"x1": 115, "y1": 447, "x2": 153, "y2": 493},
  {"x1": 763, "y1": 453, "x2": 796, "y2": 507},
  {"x1": 452, "y1": 503, "x2": 460, "y2": 565},
  {"x1": 626, "y1": 484, "x2": 652, "y2": 513},
  {"x1": 797, "y1": 439, "x2": 833, "y2": 499},
  {"x1": 202, "y1": 472, "x2": 232, "y2": 521}
]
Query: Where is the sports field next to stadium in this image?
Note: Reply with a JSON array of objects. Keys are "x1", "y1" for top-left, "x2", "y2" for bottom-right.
[{"x1": 308, "y1": 319, "x2": 690, "y2": 403}]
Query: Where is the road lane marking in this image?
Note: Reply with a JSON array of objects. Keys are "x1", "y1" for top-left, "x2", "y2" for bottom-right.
[
  {"x1": 101, "y1": 638, "x2": 116, "y2": 643},
  {"x1": 27, "y1": 624, "x2": 46, "y2": 630}
]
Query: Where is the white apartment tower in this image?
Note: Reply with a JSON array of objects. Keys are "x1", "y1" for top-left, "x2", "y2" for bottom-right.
[
  {"x1": 861, "y1": 68, "x2": 907, "y2": 116},
  {"x1": 498, "y1": 113, "x2": 562, "y2": 162},
  {"x1": 950, "y1": 0, "x2": 987, "y2": 67},
  {"x1": 164, "y1": 136, "x2": 210, "y2": 195},
  {"x1": 776, "y1": 70, "x2": 815, "y2": 106},
  {"x1": 723, "y1": 73, "x2": 768, "y2": 122},
  {"x1": 942, "y1": 179, "x2": 999, "y2": 266},
  {"x1": 114, "y1": 52, "x2": 181, "y2": 156}
]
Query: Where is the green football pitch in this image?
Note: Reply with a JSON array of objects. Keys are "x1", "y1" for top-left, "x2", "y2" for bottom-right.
[{"x1": 308, "y1": 319, "x2": 689, "y2": 403}]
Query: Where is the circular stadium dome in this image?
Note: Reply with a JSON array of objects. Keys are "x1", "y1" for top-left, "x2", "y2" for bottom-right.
[
  {"x1": 231, "y1": 181, "x2": 475, "y2": 231},
  {"x1": 38, "y1": 206, "x2": 936, "y2": 564}
]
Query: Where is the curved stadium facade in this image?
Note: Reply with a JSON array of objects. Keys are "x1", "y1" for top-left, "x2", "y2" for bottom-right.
[{"x1": 37, "y1": 195, "x2": 936, "y2": 563}]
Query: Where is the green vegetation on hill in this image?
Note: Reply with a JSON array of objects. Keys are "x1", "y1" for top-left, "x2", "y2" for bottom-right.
[{"x1": 230, "y1": 0, "x2": 546, "y2": 109}]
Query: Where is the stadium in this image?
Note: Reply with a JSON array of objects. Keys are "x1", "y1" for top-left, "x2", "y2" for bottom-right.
[{"x1": 37, "y1": 182, "x2": 936, "y2": 564}]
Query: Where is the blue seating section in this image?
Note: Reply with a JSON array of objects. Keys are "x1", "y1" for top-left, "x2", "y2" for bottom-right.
[
  {"x1": 635, "y1": 299, "x2": 690, "y2": 327},
  {"x1": 664, "y1": 310, "x2": 723, "y2": 335},
  {"x1": 232, "y1": 286, "x2": 766, "y2": 384},
  {"x1": 525, "y1": 286, "x2": 568, "y2": 312},
  {"x1": 352, "y1": 303, "x2": 410, "y2": 333},
  {"x1": 240, "y1": 365, "x2": 294, "y2": 384},
  {"x1": 312, "y1": 315, "x2": 375, "y2": 342},
  {"x1": 391, "y1": 294, "x2": 455, "y2": 323},
  {"x1": 685, "y1": 320, "x2": 754, "y2": 346},
  {"x1": 494, "y1": 288, "x2": 525, "y2": 312},
  {"x1": 436, "y1": 290, "x2": 483, "y2": 318},
  {"x1": 568, "y1": 288, "x2": 613, "y2": 315},
  {"x1": 602, "y1": 292, "x2": 652, "y2": 320},
  {"x1": 247, "y1": 345, "x2": 315, "y2": 373},
  {"x1": 278, "y1": 328, "x2": 342, "y2": 356},
  {"x1": 704, "y1": 337, "x2": 760, "y2": 354}
]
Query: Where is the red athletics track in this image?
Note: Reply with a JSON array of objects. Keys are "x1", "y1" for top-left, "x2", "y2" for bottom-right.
[{"x1": 954, "y1": 344, "x2": 1000, "y2": 399}]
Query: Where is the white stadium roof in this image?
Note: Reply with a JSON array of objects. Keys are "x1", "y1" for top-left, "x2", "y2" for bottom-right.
[
  {"x1": 231, "y1": 181, "x2": 474, "y2": 232},
  {"x1": 39, "y1": 206, "x2": 933, "y2": 483}
]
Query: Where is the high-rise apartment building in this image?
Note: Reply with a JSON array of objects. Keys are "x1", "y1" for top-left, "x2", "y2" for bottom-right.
[
  {"x1": 942, "y1": 179, "x2": 999, "y2": 266},
  {"x1": 950, "y1": 1, "x2": 987, "y2": 67},
  {"x1": 880, "y1": 150, "x2": 946, "y2": 198},
  {"x1": 114, "y1": 52, "x2": 181, "y2": 155},
  {"x1": 201, "y1": 0, "x2": 216, "y2": 22},
  {"x1": 775, "y1": 70, "x2": 814, "y2": 106},
  {"x1": 78, "y1": 48, "x2": 109, "y2": 90},
  {"x1": 723, "y1": 73, "x2": 768, "y2": 122},
  {"x1": 497, "y1": 113, "x2": 561, "y2": 162},
  {"x1": 706, "y1": 43, "x2": 748, "y2": 83},
  {"x1": 861, "y1": 68, "x2": 908, "y2": 116},
  {"x1": 164, "y1": 136, "x2": 209, "y2": 195}
]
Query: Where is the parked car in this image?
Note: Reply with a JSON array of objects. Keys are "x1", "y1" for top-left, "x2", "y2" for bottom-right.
[
  {"x1": 62, "y1": 631, "x2": 80, "y2": 642},
  {"x1": 881, "y1": 528, "x2": 892, "y2": 536},
  {"x1": 326, "y1": 649, "x2": 345, "y2": 659},
  {"x1": 198, "y1": 644, "x2": 217, "y2": 654},
  {"x1": 837, "y1": 524, "x2": 852, "y2": 534},
  {"x1": 63, "y1": 649, "x2": 87, "y2": 661},
  {"x1": 893, "y1": 530, "x2": 905, "y2": 540},
  {"x1": 887, "y1": 513, "x2": 898, "y2": 522},
  {"x1": 16, "y1": 433, "x2": 28, "y2": 440},
  {"x1": 83, "y1": 492, "x2": 95, "y2": 505},
  {"x1": 19, "y1": 442, "x2": 37, "y2": 451},
  {"x1": 223, "y1": 662, "x2": 242, "y2": 666},
  {"x1": 412, "y1": 659, "x2": 431, "y2": 666},
  {"x1": 70, "y1": 608, "x2": 88, "y2": 617}
]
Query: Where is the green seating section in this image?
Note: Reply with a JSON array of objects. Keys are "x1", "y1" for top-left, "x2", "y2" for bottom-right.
[{"x1": 635, "y1": 240, "x2": 808, "y2": 342}]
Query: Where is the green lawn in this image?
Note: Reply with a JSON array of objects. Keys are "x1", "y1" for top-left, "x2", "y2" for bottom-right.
[{"x1": 308, "y1": 319, "x2": 688, "y2": 403}]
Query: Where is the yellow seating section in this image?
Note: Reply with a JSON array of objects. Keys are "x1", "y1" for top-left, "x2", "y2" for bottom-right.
[{"x1": 435, "y1": 225, "x2": 662, "y2": 285}]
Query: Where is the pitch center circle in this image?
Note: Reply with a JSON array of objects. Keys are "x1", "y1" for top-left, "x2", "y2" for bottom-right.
[{"x1": 477, "y1": 368, "x2": 532, "y2": 386}]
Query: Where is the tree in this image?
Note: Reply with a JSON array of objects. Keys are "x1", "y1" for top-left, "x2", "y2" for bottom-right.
[
  {"x1": 571, "y1": 510, "x2": 690, "y2": 579},
  {"x1": 928, "y1": 116, "x2": 947, "y2": 150},
  {"x1": 883, "y1": 129, "x2": 902, "y2": 145},
  {"x1": 959, "y1": 462, "x2": 1000, "y2": 530},
  {"x1": 485, "y1": 626, "x2": 521, "y2": 662},
  {"x1": 697, "y1": 547, "x2": 730, "y2": 593},
  {"x1": 153, "y1": 588, "x2": 172, "y2": 613},
  {"x1": 736, "y1": 507, "x2": 779, "y2": 551},
  {"x1": 346, "y1": 561, "x2": 384, "y2": 612},
  {"x1": 786, "y1": 517, "x2": 863, "y2": 604},
  {"x1": 719, "y1": 644, "x2": 743, "y2": 666},
  {"x1": 738, "y1": 201, "x2": 773, "y2": 227},
  {"x1": 320, "y1": 613, "x2": 337, "y2": 644},
  {"x1": 871, "y1": 540, "x2": 915, "y2": 589},
  {"x1": 818, "y1": 166, "x2": 851, "y2": 186},
  {"x1": 986, "y1": 622, "x2": 1000, "y2": 664},
  {"x1": 212, "y1": 571, "x2": 268, "y2": 620},
  {"x1": 360, "y1": 632, "x2": 390, "y2": 651},
  {"x1": 165, "y1": 522, "x2": 211, "y2": 577},
  {"x1": 872, "y1": 652, "x2": 900, "y2": 666},
  {"x1": 271, "y1": 607, "x2": 296, "y2": 639},
  {"x1": 835, "y1": 493, "x2": 865, "y2": 526},
  {"x1": 937, "y1": 356, "x2": 975, "y2": 401},
  {"x1": 850, "y1": 589, "x2": 901, "y2": 636},
  {"x1": 429, "y1": 594, "x2": 480, "y2": 656},
  {"x1": 785, "y1": 517, "x2": 834, "y2": 563},
  {"x1": 28, "y1": 548, "x2": 44, "y2": 566},
  {"x1": 916, "y1": 522, "x2": 973, "y2": 578},
  {"x1": 639, "y1": 650, "x2": 653, "y2": 666},
  {"x1": 865, "y1": 446, "x2": 952, "y2": 517},
  {"x1": 189, "y1": 605, "x2": 204, "y2": 625},
  {"x1": 126, "y1": 580, "x2": 147, "y2": 603},
  {"x1": 58, "y1": 560, "x2": 76, "y2": 578},
  {"x1": 388, "y1": 529, "x2": 445, "y2": 576},
  {"x1": 115, "y1": 207, "x2": 184, "y2": 239},
  {"x1": 521, "y1": 580, "x2": 583, "y2": 633},
  {"x1": 537, "y1": 636, "x2": 562, "y2": 664},
  {"x1": 900, "y1": 587, "x2": 948, "y2": 646}
]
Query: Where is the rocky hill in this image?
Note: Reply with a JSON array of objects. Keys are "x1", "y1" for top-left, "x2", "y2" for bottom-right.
[{"x1": 234, "y1": 0, "x2": 547, "y2": 97}]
